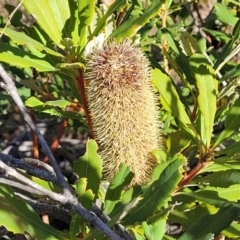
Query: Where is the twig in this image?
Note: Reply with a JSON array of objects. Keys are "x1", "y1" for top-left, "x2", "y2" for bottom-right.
[
  {"x1": 92, "y1": 204, "x2": 134, "y2": 240},
  {"x1": 0, "y1": 160, "x2": 68, "y2": 203},
  {"x1": 21, "y1": 157, "x2": 55, "y2": 174},
  {"x1": 15, "y1": 193, "x2": 71, "y2": 223},
  {"x1": 0, "y1": 153, "x2": 57, "y2": 185},
  {"x1": 0, "y1": 160, "x2": 123, "y2": 239},
  {"x1": 0, "y1": 64, "x2": 70, "y2": 193},
  {"x1": 0, "y1": 177, "x2": 46, "y2": 196}
]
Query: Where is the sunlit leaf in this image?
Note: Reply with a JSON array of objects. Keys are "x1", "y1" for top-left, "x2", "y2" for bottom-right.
[
  {"x1": 122, "y1": 158, "x2": 184, "y2": 226},
  {"x1": 0, "y1": 184, "x2": 67, "y2": 240},
  {"x1": 195, "y1": 65, "x2": 217, "y2": 147},
  {"x1": 73, "y1": 140, "x2": 102, "y2": 199},
  {"x1": 22, "y1": 0, "x2": 70, "y2": 46}
]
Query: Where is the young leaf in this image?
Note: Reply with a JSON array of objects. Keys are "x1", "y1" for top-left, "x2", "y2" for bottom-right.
[
  {"x1": 195, "y1": 65, "x2": 217, "y2": 147},
  {"x1": 73, "y1": 139, "x2": 102, "y2": 199},
  {"x1": 104, "y1": 164, "x2": 134, "y2": 215},
  {"x1": 90, "y1": 0, "x2": 128, "y2": 40},
  {"x1": 110, "y1": 0, "x2": 164, "y2": 40},
  {"x1": 22, "y1": 0, "x2": 70, "y2": 46},
  {"x1": 78, "y1": 0, "x2": 96, "y2": 51},
  {"x1": 122, "y1": 158, "x2": 184, "y2": 226},
  {"x1": 0, "y1": 184, "x2": 67, "y2": 240},
  {"x1": 213, "y1": 97, "x2": 240, "y2": 148}
]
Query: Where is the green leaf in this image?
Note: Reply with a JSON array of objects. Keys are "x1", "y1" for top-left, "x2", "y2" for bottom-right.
[
  {"x1": 78, "y1": 0, "x2": 96, "y2": 51},
  {"x1": 122, "y1": 158, "x2": 184, "y2": 226},
  {"x1": 0, "y1": 43, "x2": 57, "y2": 72},
  {"x1": 202, "y1": 28, "x2": 231, "y2": 43},
  {"x1": 81, "y1": 189, "x2": 95, "y2": 210},
  {"x1": 178, "y1": 205, "x2": 240, "y2": 240},
  {"x1": 217, "y1": 141, "x2": 240, "y2": 156},
  {"x1": 166, "y1": 130, "x2": 191, "y2": 156},
  {"x1": 214, "y1": 19, "x2": 240, "y2": 71},
  {"x1": 203, "y1": 185, "x2": 240, "y2": 202},
  {"x1": 25, "y1": 96, "x2": 44, "y2": 107},
  {"x1": 194, "y1": 170, "x2": 240, "y2": 188},
  {"x1": 44, "y1": 100, "x2": 71, "y2": 110},
  {"x1": 70, "y1": 213, "x2": 83, "y2": 240},
  {"x1": 214, "y1": 3, "x2": 238, "y2": 26},
  {"x1": 73, "y1": 140, "x2": 102, "y2": 199},
  {"x1": 223, "y1": 221, "x2": 240, "y2": 238},
  {"x1": 201, "y1": 159, "x2": 240, "y2": 173},
  {"x1": 90, "y1": 0, "x2": 128, "y2": 40},
  {"x1": 178, "y1": 190, "x2": 231, "y2": 208},
  {"x1": 168, "y1": 204, "x2": 218, "y2": 230},
  {"x1": 0, "y1": 28, "x2": 63, "y2": 57},
  {"x1": 111, "y1": 0, "x2": 164, "y2": 40},
  {"x1": 213, "y1": 97, "x2": 240, "y2": 148},
  {"x1": 142, "y1": 220, "x2": 166, "y2": 240},
  {"x1": 179, "y1": 31, "x2": 201, "y2": 56},
  {"x1": 195, "y1": 65, "x2": 217, "y2": 147},
  {"x1": 104, "y1": 164, "x2": 134, "y2": 215},
  {"x1": 142, "y1": 208, "x2": 170, "y2": 240},
  {"x1": 0, "y1": 184, "x2": 67, "y2": 240},
  {"x1": 152, "y1": 68, "x2": 196, "y2": 141},
  {"x1": 22, "y1": 0, "x2": 70, "y2": 46}
]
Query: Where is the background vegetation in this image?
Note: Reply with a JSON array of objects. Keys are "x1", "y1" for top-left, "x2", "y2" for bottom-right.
[{"x1": 0, "y1": 0, "x2": 240, "y2": 239}]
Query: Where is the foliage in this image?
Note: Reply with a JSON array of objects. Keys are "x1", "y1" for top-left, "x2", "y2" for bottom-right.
[{"x1": 0, "y1": 0, "x2": 240, "y2": 239}]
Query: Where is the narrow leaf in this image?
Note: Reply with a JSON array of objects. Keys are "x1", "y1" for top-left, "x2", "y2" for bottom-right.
[
  {"x1": 122, "y1": 158, "x2": 184, "y2": 226},
  {"x1": 0, "y1": 28, "x2": 63, "y2": 57},
  {"x1": 78, "y1": 0, "x2": 96, "y2": 50},
  {"x1": 213, "y1": 97, "x2": 240, "y2": 147},
  {"x1": 0, "y1": 43, "x2": 56, "y2": 72},
  {"x1": 0, "y1": 185, "x2": 67, "y2": 240},
  {"x1": 90, "y1": 0, "x2": 127, "y2": 40},
  {"x1": 178, "y1": 205, "x2": 240, "y2": 240},
  {"x1": 195, "y1": 65, "x2": 217, "y2": 147},
  {"x1": 104, "y1": 164, "x2": 134, "y2": 215},
  {"x1": 44, "y1": 100, "x2": 71, "y2": 110},
  {"x1": 111, "y1": 0, "x2": 164, "y2": 40},
  {"x1": 194, "y1": 170, "x2": 240, "y2": 188},
  {"x1": 152, "y1": 68, "x2": 196, "y2": 141}
]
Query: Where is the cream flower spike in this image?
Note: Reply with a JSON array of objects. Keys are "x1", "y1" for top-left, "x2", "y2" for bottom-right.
[{"x1": 85, "y1": 39, "x2": 160, "y2": 186}]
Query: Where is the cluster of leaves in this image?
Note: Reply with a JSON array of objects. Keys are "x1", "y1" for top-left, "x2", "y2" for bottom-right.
[{"x1": 0, "y1": 0, "x2": 240, "y2": 239}]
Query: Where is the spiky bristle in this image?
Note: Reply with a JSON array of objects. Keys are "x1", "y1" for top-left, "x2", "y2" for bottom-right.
[{"x1": 85, "y1": 39, "x2": 160, "y2": 186}]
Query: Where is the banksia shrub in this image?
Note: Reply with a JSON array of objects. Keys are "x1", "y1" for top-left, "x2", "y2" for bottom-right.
[{"x1": 85, "y1": 39, "x2": 160, "y2": 186}]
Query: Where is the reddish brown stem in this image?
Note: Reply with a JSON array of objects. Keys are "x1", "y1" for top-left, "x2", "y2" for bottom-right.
[
  {"x1": 31, "y1": 111, "x2": 39, "y2": 159},
  {"x1": 76, "y1": 69, "x2": 95, "y2": 139},
  {"x1": 43, "y1": 119, "x2": 68, "y2": 163},
  {"x1": 177, "y1": 162, "x2": 205, "y2": 189},
  {"x1": 116, "y1": 10, "x2": 126, "y2": 27}
]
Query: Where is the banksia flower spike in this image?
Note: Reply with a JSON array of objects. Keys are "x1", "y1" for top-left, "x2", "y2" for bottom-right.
[{"x1": 85, "y1": 39, "x2": 160, "y2": 186}]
